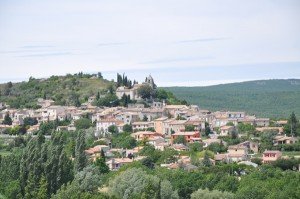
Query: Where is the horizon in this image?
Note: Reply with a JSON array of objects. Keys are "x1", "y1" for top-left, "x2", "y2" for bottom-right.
[
  {"x1": 1, "y1": 0, "x2": 300, "y2": 86},
  {"x1": 0, "y1": 72, "x2": 299, "y2": 87}
]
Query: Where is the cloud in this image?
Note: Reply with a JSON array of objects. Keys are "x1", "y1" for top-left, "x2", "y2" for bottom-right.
[
  {"x1": 16, "y1": 52, "x2": 73, "y2": 57},
  {"x1": 98, "y1": 42, "x2": 129, "y2": 47},
  {"x1": 176, "y1": 37, "x2": 230, "y2": 44},
  {"x1": 139, "y1": 56, "x2": 214, "y2": 65},
  {"x1": 20, "y1": 45, "x2": 55, "y2": 49}
]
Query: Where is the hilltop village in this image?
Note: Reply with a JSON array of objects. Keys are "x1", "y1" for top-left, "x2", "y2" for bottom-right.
[
  {"x1": 0, "y1": 74, "x2": 300, "y2": 198},
  {"x1": 1, "y1": 74, "x2": 298, "y2": 169}
]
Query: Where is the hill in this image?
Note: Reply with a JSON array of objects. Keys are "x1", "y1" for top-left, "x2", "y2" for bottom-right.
[
  {"x1": 163, "y1": 79, "x2": 300, "y2": 118},
  {"x1": 0, "y1": 73, "x2": 112, "y2": 108}
]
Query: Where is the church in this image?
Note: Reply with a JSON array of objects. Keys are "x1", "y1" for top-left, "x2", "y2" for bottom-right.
[{"x1": 116, "y1": 75, "x2": 156, "y2": 100}]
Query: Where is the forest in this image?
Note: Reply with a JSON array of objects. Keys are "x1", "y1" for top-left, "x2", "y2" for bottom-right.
[
  {"x1": 163, "y1": 79, "x2": 300, "y2": 118},
  {"x1": 1, "y1": 126, "x2": 300, "y2": 199}
]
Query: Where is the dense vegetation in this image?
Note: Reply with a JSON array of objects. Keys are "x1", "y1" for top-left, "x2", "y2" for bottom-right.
[
  {"x1": 163, "y1": 79, "x2": 300, "y2": 118},
  {"x1": 0, "y1": 73, "x2": 110, "y2": 108},
  {"x1": 1, "y1": 129, "x2": 300, "y2": 199}
]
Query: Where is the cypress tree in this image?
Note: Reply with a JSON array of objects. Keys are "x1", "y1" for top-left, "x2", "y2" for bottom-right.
[{"x1": 74, "y1": 130, "x2": 87, "y2": 172}]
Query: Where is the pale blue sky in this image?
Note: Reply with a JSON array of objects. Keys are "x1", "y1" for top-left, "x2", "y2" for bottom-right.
[{"x1": 0, "y1": 0, "x2": 300, "y2": 86}]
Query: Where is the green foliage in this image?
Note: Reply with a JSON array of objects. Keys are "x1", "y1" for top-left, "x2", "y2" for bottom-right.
[
  {"x1": 74, "y1": 118, "x2": 92, "y2": 130},
  {"x1": 284, "y1": 112, "x2": 300, "y2": 136},
  {"x1": 173, "y1": 135, "x2": 186, "y2": 144},
  {"x1": 191, "y1": 188, "x2": 235, "y2": 199},
  {"x1": 108, "y1": 168, "x2": 178, "y2": 199},
  {"x1": 122, "y1": 124, "x2": 133, "y2": 133},
  {"x1": 185, "y1": 124, "x2": 195, "y2": 131},
  {"x1": 111, "y1": 132, "x2": 136, "y2": 149},
  {"x1": 108, "y1": 125, "x2": 119, "y2": 134},
  {"x1": 0, "y1": 74, "x2": 111, "y2": 108},
  {"x1": 23, "y1": 117, "x2": 38, "y2": 126},
  {"x1": 74, "y1": 130, "x2": 87, "y2": 172},
  {"x1": 2, "y1": 113, "x2": 12, "y2": 125},
  {"x1": 189, "y1": 142, "x2": 204, "y2": 152},
  {"x1": 163, "y1": 79, "x2": 300, "y2": 118},
  {"x1": 53, "y1": 165, "x2": 106, "y2": 199},
  {"x1": 208, "y1": 143, "x2": 227, "y2": 153},
  {"x1": 137, "y1": 84, "x2": 155, "y2": 99},
  {"x1": 237, "y1": 123, "x2": 255, "y2": 133},
  {"x1": 94, "y1": 156, "x2": 109, "y2": 174}
]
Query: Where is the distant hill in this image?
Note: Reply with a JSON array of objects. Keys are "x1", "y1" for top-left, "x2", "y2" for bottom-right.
[
  {"x1": 163, "y1": 79, "x2": 300, "y2": 118},
  {"x1": 0, "y1": 73, "x2": 112, "y2": 108}
]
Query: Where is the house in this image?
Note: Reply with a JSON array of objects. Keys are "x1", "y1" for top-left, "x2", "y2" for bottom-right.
[
  {"x1": 132, "y1": 121, "x2": 154, "y2": 131},
  {"x1": 131, "y1": 131, "x2": 161, "y2": 141},
  {"x1": 106, "y1": 156, "x2": 145, "y2": 170},
  {"x1": 85, "y1": 145, "x2": 110, "y2": 161},
  {"x1": 227, "y1": 145, "x2": 248, "y2": 162},
  {"x1": 202, "y1": 138, "x2": 222, "y2": 148},
  {"x1": 262, "y1": 150, "x2": 282, "y2": 163},
  {"x1": 115, "y1": 111, "x2": 139, "y2": 124},
  {"x1": 96, "y1": 119, "x2": 123, "y2": 135},
  {"x1": 168, "y1": 120, "x2": 187, "y2": 134},
  {"x1": 237, "y1": 141, "x2": 259, "y2": 153},
  {"x1": 171, "y1": 131, "x2": 200, "y2": 144},
  {"x1": 256, "y1": 127, "x2": 284, "y2": 134},
  {"x1": 220, "y1": 125, "x2": 234, "y2": 136},
  {"x1": 255, "y1": 118, "x2": 270, "y2": 127},
  {"x1": 154, "y1": 117, "x2": 169, "y2": 135},
  {"x1": 106, "y1": 158, "x2": 134, "y2": 171},
  {"x1": 164, "y1": 105, "x2": 188, "y2": 117},
  {"x1": 273, "y1": 135, "x2": 298, "y2": 146}
]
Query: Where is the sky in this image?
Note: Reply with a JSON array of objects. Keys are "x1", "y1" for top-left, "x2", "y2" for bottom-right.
[{"x1": 0, "y1": 0, "x2": 300, "y2": 86}]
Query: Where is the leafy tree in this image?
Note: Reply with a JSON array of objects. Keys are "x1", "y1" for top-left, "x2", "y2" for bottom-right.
[
  {"x1": 173, "y1": 135, "x2": 186, "y2": 145},
  {"x1": 2, "y1": 113, "x2": 12, "y2": 125},
  {"x1": 123, "y1": 124, "x2": 133, "y2": 133},
  {"x1": 141, "y1": 157, "x2": 155, "y2": 169},
  {"x1": 137, "y1": 84, "x2": 154, "y2": 99},
  {"x1": 185, "y1": 124, "x2": 195, "y2": 131},
  {"x1": 74, "y1": 118, "x2": 92, "y2": 130},
  {"x1": 108, "y1": 125, "x2": 119, "y2": 134},
  {"x1": 23, "y1": 117, "x2": 38, "y2": 126},
  {"x1": 189, "y1": 142, "x2": 203, "y2": 152},
  {"x1": 111, "y1": 132, "x2": 136, "y2": 149},
  {"x1": 109, "y1": 168, "x2": 172, "y2": 199},
  {"x1": 160, "y1": 179, "x2": 179, "y2": 199},
  {"x1": 94, "y1": 156, "x2": 109, "y2": 174},
  {"x1": 191, "y1": 188, "x2": 235, "y2": 199}
]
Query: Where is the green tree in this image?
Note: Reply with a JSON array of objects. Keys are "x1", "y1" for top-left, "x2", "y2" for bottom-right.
[
  {"x1": 185, "y1": 124, "x2": 195, "y2": 131},
  {"x1": 202, "y1": 153, "x2": 211, "y2": 167},
  {"x1": 74, "y1": 118, "x2": 92, "y2": 130},
  {"x1": 2, "y1": 113, "x2": 12, "y2": 125},
  {"x1": 137, "y1": 84, "x2": 154, "y2": 99},
  {"x1": 108, "y1": 125, "x2": 119, "y2": 134},
  {"x1": 284, "y1": 112, "x2": 300, "y2": 136},
  {"x1": 173, "y1": 135, "x2": 186, "y2": 145},
  {"x1": 191, "y1": 188, "x2": 235, "y2": 199},
  {"x1": 123, "y1": 124, "x2": 133, "y2": 133},
  {"x1": 36, "y1": 176, "x2": 47, "y2": 199},
  {"x1": 94, "y1": 155, "x2": 109, "y2": 174},
  {"x1": 74, "y1": 130, "x2": 87, "y2": 172}
]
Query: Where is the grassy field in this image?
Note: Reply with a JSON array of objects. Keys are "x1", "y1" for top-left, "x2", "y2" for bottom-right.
[{"x1": 163, "y1": 79, "x2": 300, "y2": 118}]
